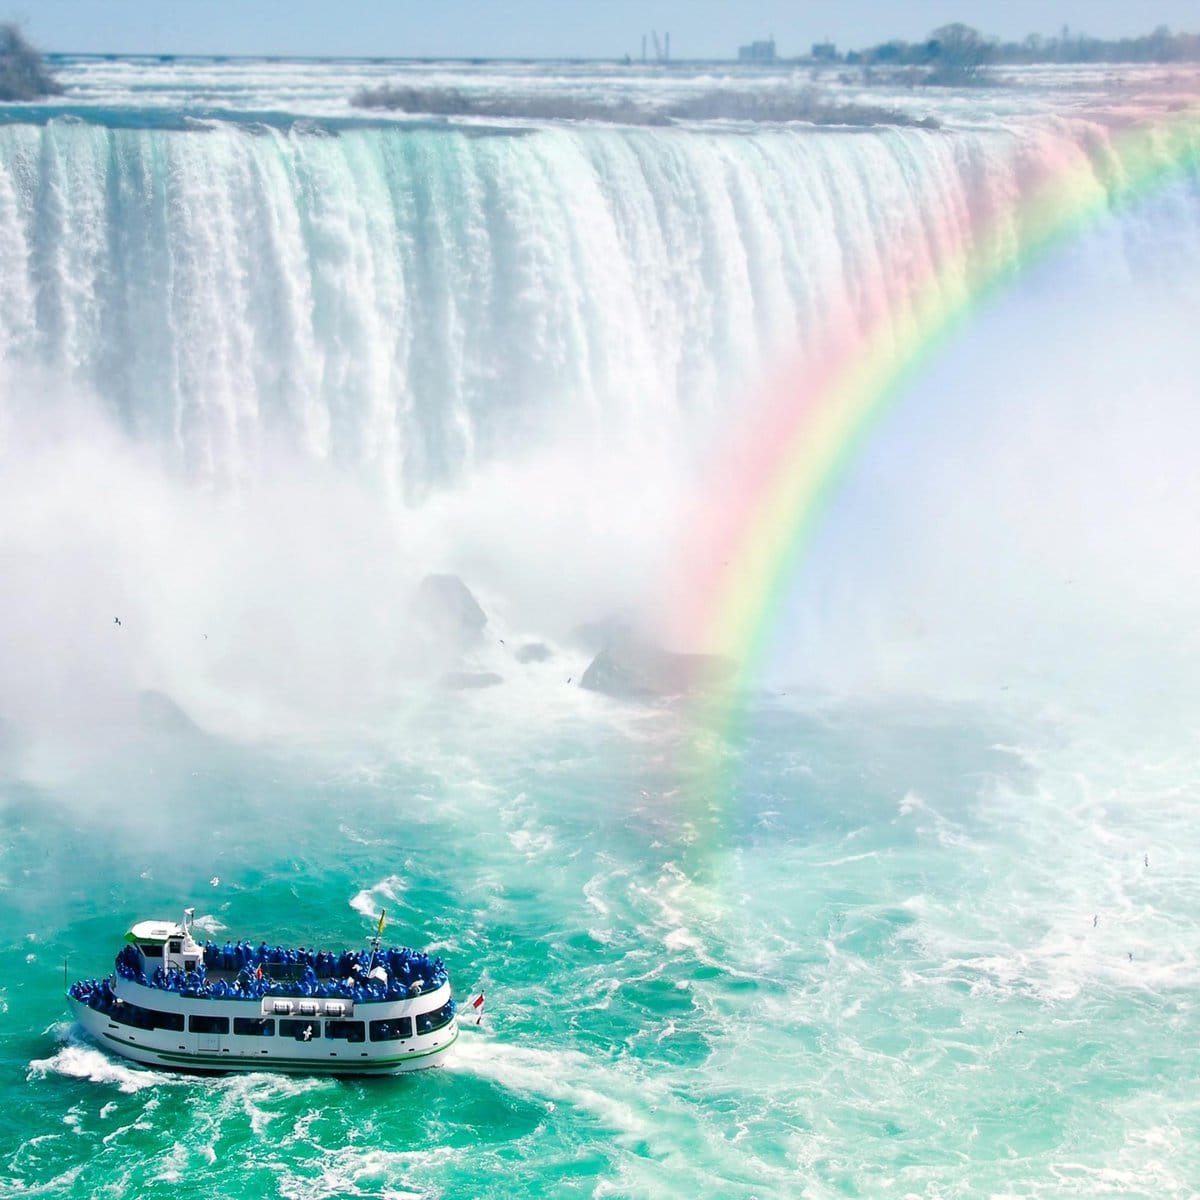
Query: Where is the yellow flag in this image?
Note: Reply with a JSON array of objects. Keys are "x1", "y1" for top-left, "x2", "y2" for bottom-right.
[{"x1": 377, "y1": 909, "x2": 386, "y2": 936}]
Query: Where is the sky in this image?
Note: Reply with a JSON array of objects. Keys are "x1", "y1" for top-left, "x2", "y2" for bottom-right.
[{"x1": 9, "y1": 0, "x2": 1200, "y2": 59}]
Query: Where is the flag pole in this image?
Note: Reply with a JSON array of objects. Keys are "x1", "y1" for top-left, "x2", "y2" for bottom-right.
[{"x1": 368, "y1": 909, "x2": 385, "y2": 974}]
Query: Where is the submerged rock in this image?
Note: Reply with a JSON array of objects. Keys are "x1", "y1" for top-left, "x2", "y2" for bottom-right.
[
  {"x1": 411, "y1": 574, "x2": 488, "y2": 646},
  {"x1": 514, "y1": 641, "x2": 552, "y2": 664},
  {"x1": 439, "y1": 671, "x2": 503, "y2": 690},
  {"x1": 579, "y1": 637, "x2": 734, "y2": 701}
]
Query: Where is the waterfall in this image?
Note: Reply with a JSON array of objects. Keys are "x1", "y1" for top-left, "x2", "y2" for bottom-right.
[
  {"x1": 3, "y1": 117, "x2": 1194, "y2": 497},
  {"x1": 1, "y1": 105, "x2": 1198, "y2": 735}
]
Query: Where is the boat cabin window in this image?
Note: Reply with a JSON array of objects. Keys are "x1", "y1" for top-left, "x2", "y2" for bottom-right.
[
  {"x1": 111, "y1": 1001, "x2": 184, "y2": 1032},
  {"x1": 140, "y1": 944, "x2": 164, "y2": 958},
  {"x1": 233, "y1": 1018, "x2": 275, "y2": 1037},
  {"x1": 325, "y1": 1020, "x2": 365, "y2": 1043},
  {"x1": 415, "y1": 1001, "x2": 454, "y2": 1035},
  {"x1": 369, "y1": 1017, "x2": 413, "y2": 1042},
  {"x1": 189, "y1": 1014, "x2": 230, "y2": 1035},
  {"x1": 169, "y1": 941, "x2": 182, "y2": 954}
]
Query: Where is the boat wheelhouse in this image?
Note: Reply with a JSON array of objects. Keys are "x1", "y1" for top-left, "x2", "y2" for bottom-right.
[{"x1": 66, "y1": 908, "x2": 459, "y2": 1075}]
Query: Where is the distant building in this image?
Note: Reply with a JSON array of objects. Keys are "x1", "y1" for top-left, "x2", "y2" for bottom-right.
[
  {"x1": 811, "y1": 42, "x2": 838, "y2": 62},
  {"x1": 738, "y1": 39, "x2": 776, "y2": 63}
]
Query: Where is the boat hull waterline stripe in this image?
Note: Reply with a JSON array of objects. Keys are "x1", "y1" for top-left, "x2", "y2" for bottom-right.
[{"x1": 99, "y1": 1027, "x2": 459, "y2": 1073}]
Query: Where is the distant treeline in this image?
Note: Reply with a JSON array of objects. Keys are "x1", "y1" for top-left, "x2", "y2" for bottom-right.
[{"x1": 839, "y1": 22, "x2": 1200, "y2": 84}]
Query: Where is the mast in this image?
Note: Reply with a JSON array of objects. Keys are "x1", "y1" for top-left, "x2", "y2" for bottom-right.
[{"x1": 367, "y1": 908, "x2": 386, "y2": 973}]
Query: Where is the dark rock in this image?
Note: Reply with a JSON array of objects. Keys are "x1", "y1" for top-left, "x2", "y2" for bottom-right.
[
  {"x1": 0, "y1": 25, "x2": 62, "y2": 101},
  {"x1": 514, "y1": 642, "x2": 552, "y2": 664},
  {"x1": 439, "y1": 671, "x2": 503, "y2": 690},
  {"x1": 571, "y1": 613, "x2": 638, "y2": 654},
  {"x1": 579, "y1": 638, "x2": 735, "y2": 701},
  {"x1": 411, "y1": 574, "x2": 487, "y2": 646}
]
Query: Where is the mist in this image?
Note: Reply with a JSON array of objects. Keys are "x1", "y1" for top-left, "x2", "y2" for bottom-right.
[
  {"x1": 0, "y1": 375, "x2": 695, "y2": 755},
  {"x1": 758, "y1": 254, "x2": 1200, "y2": 719},
  {"x1": 1, "y1": 98, "x2": 1198, "y2": 767}
]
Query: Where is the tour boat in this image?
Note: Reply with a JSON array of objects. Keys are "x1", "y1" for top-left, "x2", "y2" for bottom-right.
[{"x1": 66, "y1": 908, "x2": 462, "y2": 1075}]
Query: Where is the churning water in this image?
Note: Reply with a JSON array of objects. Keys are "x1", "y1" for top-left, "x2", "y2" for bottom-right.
[{"x1": 2, "y1": 56, "x2": 1200, "y2": 1198}]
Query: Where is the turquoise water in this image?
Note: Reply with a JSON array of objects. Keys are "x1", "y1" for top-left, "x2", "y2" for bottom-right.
[
  {"x1": 2, "y1": 56, "x2": 1200, "y2": 1199},
  {"x1": 5, "y1": 697, "x2": 1199, "y2": 1197}
]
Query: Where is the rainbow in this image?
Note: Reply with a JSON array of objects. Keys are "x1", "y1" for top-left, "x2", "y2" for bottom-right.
[{"x1": 678, "y1": 107, "x2": 1200, "y2": 738}]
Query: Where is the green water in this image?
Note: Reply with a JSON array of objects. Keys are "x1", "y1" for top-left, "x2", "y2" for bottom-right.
[{"x1": 3, "y1": 697, "x2": 1197, "y2": 1199}]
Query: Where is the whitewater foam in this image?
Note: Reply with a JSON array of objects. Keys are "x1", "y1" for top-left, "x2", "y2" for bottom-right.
[{"x1": 29, "y1": 1036, "x2": 173, "y2": 1095}]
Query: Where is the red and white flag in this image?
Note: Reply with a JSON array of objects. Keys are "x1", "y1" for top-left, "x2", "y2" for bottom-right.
[{"x1": 470, "y1": 992, "x2": 485, "y2": 1024}]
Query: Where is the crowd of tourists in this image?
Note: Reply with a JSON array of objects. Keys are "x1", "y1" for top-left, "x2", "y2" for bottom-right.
[{"x1": 98, "y1": 940, "x2": 448, "y2": 1004}]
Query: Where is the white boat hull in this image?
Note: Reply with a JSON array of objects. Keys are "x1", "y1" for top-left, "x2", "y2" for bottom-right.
[{"x1": 68, "y1": 977, "x2": 459, "y2": 1076}]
